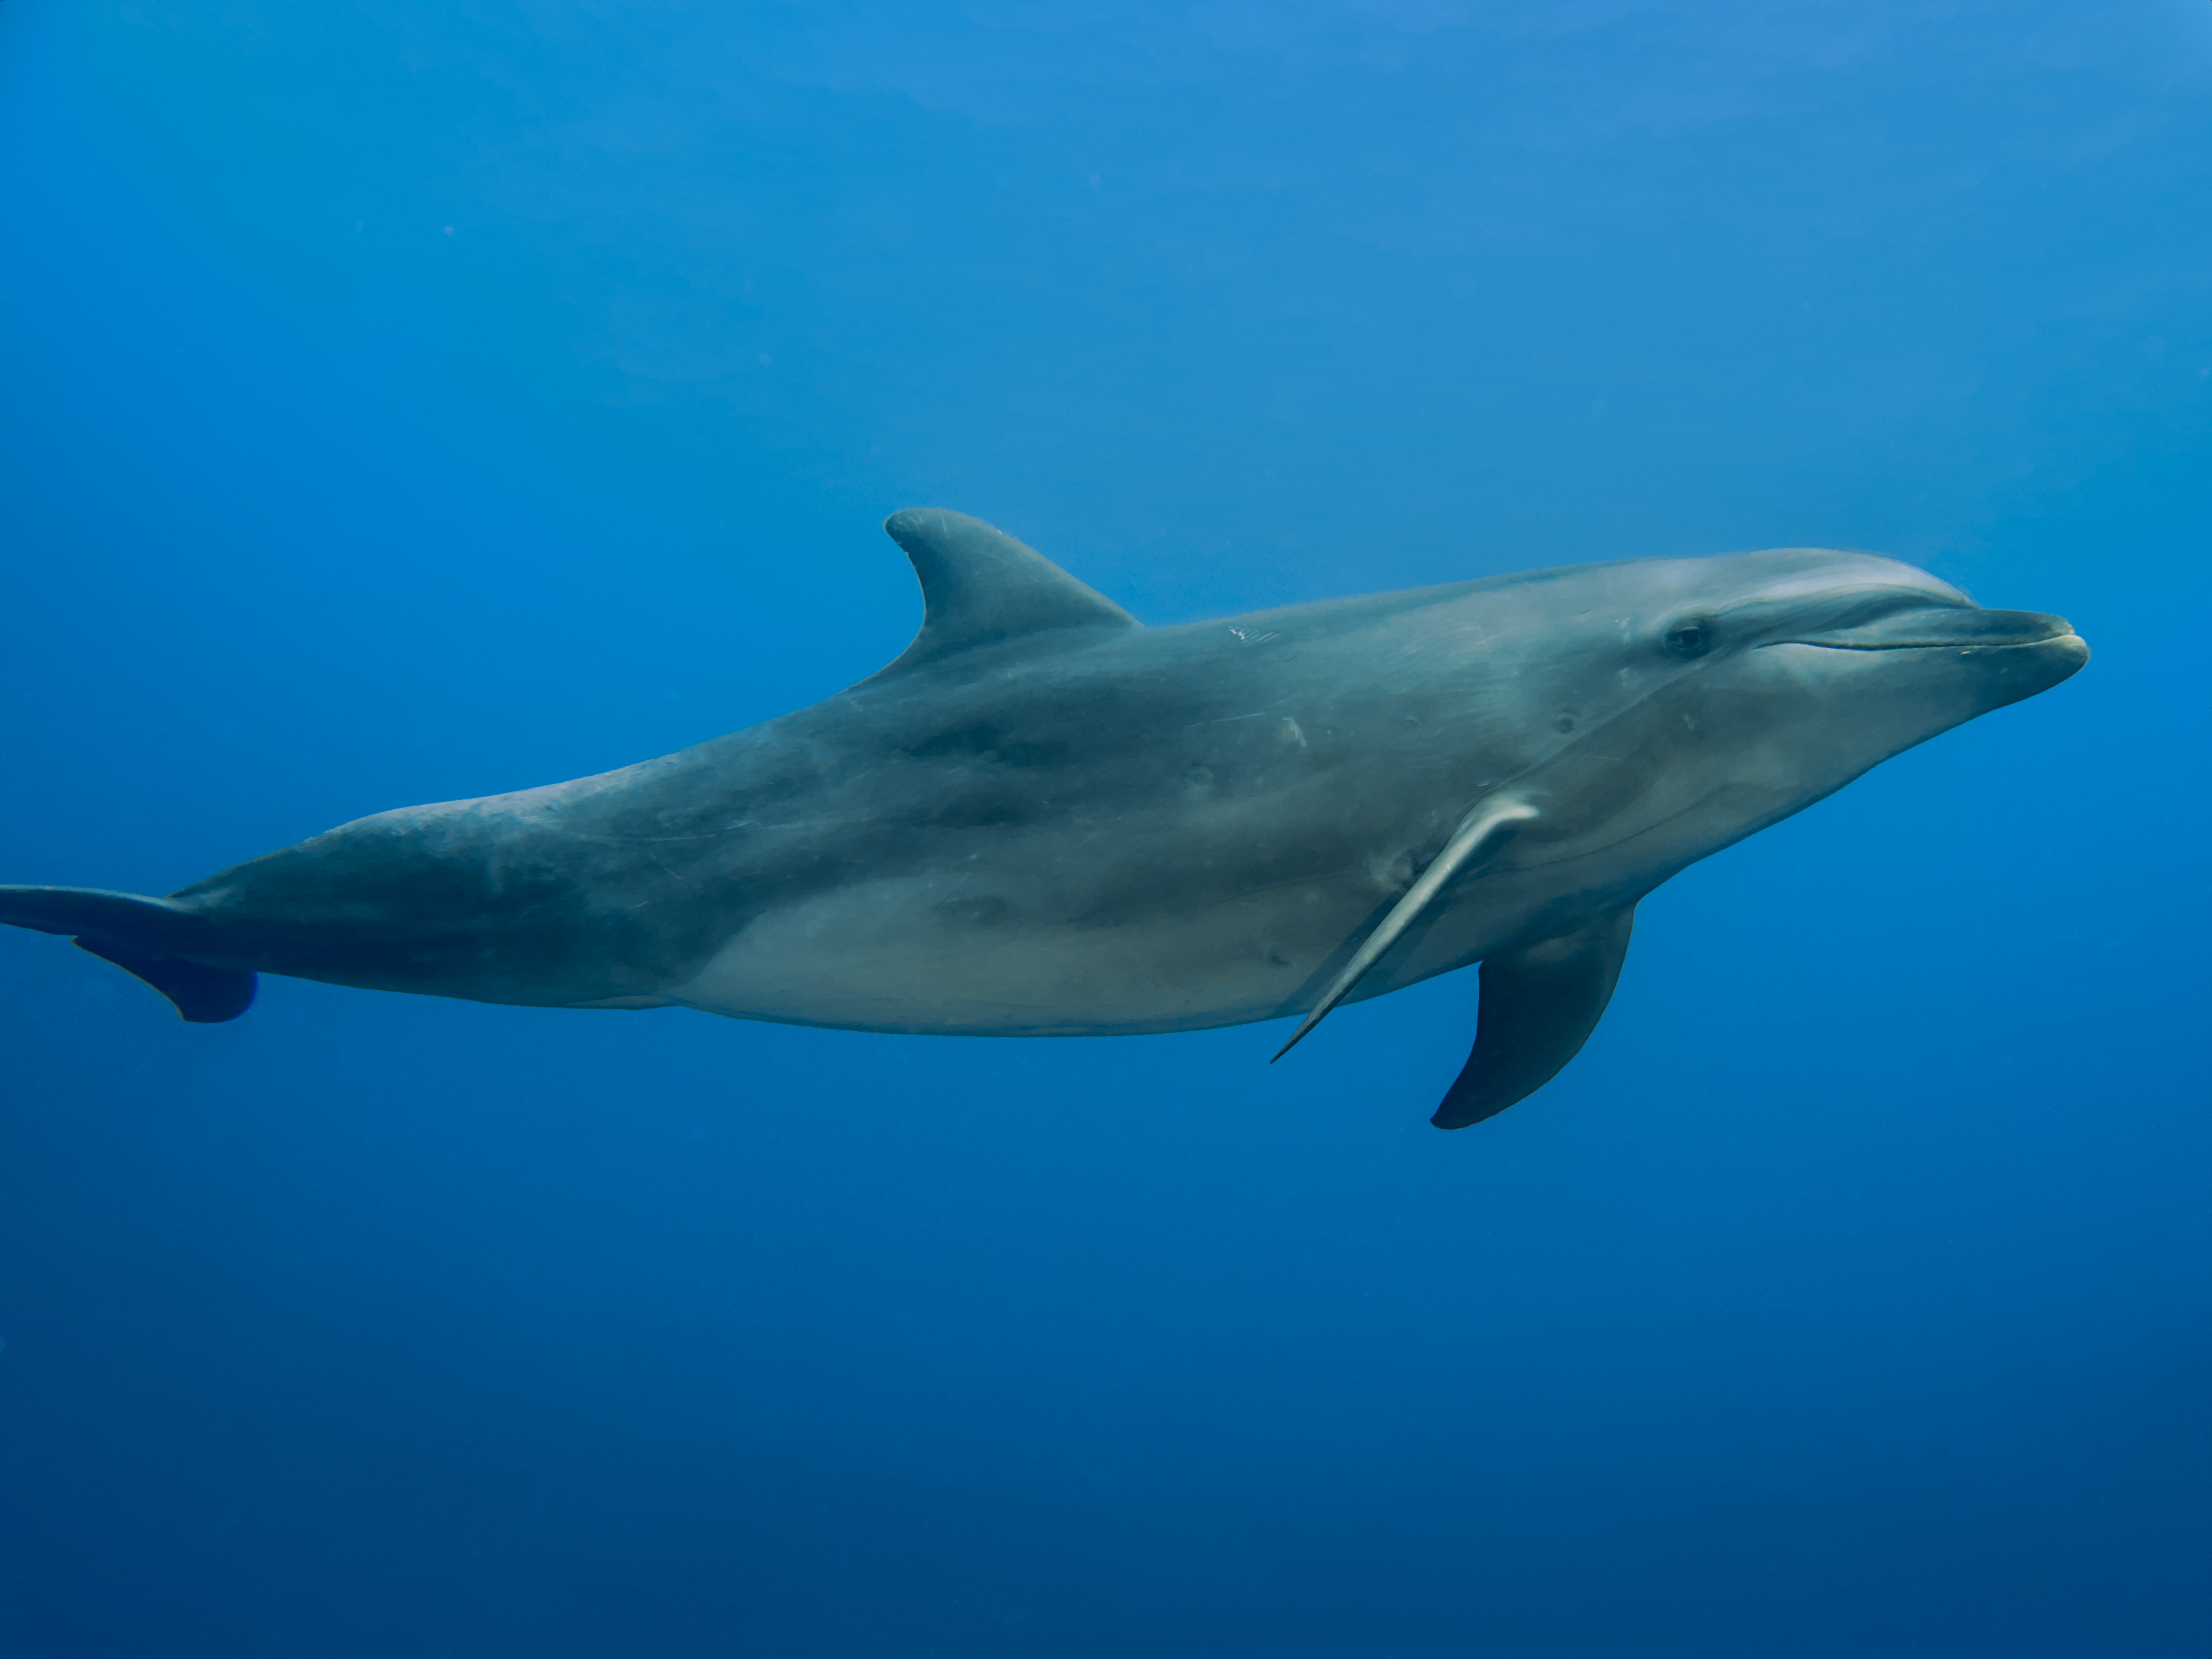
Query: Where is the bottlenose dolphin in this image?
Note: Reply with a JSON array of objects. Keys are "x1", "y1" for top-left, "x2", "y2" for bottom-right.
[{"x1": 0, "y1": 510, "x2": 2086, "y2": 1127}]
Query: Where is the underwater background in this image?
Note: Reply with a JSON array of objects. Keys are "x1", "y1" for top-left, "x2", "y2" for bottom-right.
[{"x1": 2, "y1": 3, "x2": 2207, "y2": 1653}]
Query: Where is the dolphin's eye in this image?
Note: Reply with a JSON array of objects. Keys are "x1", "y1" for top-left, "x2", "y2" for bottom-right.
[{"x1": 1664, "y1": 618, "x2": 1714, "y2": 659}]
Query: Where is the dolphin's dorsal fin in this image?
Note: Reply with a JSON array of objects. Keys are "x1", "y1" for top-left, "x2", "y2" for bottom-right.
[{"x1": 867, "y1": 509, "x2": 1137, "y2": 680}]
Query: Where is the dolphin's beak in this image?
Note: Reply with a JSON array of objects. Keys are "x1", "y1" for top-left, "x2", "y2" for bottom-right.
[{"x1": 1778, "y1": 606, "x2": 2080, "y2": 651}]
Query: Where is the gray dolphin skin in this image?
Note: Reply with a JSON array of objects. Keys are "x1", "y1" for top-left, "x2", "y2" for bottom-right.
[{"x1": 1, "y1": 509, "x2": 2087, "y2": 1127}]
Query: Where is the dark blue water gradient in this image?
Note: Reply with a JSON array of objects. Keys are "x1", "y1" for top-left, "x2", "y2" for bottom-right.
[{"x1": 2, "y1": 4, "x2": 2207, "y2": 1654}]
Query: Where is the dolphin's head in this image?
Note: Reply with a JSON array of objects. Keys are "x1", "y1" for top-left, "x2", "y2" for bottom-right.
[
  {"x1": 1490, "y1": 548, "x2": 2088, "y2": 890},
  {"x1": 1612, "y1": 546, "x2": 2089, "y2": 735}
]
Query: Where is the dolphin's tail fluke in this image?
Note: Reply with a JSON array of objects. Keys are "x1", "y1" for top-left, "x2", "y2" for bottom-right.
[{"x1": 0, "y1": 885, "x2": 256, "y2": 1022}]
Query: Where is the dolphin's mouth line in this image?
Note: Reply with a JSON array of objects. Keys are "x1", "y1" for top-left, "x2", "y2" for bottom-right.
[
  {"x1": 1765, "y1": 634, "x2": 2083, "y2": 653},
  {"x1": 1765, "y1": 606, "x2": 2079, "y2": 653}
]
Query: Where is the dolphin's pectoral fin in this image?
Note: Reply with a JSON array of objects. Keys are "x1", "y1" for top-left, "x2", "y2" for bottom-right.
[
  {"x1": 1272, "y1": 796, "x2": 1539, "y2": 1063},
  {"x1": 1432, "y1": 906, "x2": 1635, "y2": 1130},
  {"x1": 0, "y1": 883, "x2": 254, "y2": 1022},
  {"x1": 863, "y1": 508, "x2": 1138, "y2": 681},
  {"x1": 72, "y1": 935, "x2": 256, "y2": 1023}
]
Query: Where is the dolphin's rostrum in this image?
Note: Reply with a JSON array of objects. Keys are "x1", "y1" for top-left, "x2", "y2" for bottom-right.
[{"x1": 0, "y1": 510, "x2": 2087, "y2": 1127}]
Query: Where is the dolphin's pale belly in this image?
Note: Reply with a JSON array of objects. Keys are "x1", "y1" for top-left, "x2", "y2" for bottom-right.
[
  {"x1": 664, "y1": 746, "x2": 1783, "y2": 1036},
  {"x1": 670, "y1": 874, "x2": 1345, "y2": 1036},
  {"x1": 667, "y1": 855, "x2": 1602, "y2": 1037}
]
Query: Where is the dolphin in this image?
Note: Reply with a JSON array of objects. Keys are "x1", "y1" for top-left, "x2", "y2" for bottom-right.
[{"x1": 0, "y1": 509, "x2": 2086, "y2": 1127}]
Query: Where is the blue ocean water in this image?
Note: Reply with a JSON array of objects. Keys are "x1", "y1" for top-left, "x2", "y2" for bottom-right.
[{"x1": 1, "y1": 3, "x2": 2206, "y2": 1653}]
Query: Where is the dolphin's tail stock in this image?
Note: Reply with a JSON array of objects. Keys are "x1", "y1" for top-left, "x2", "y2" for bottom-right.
[{"x1": 0, "y1": 886, "x2": 255, "y2": 1022}]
